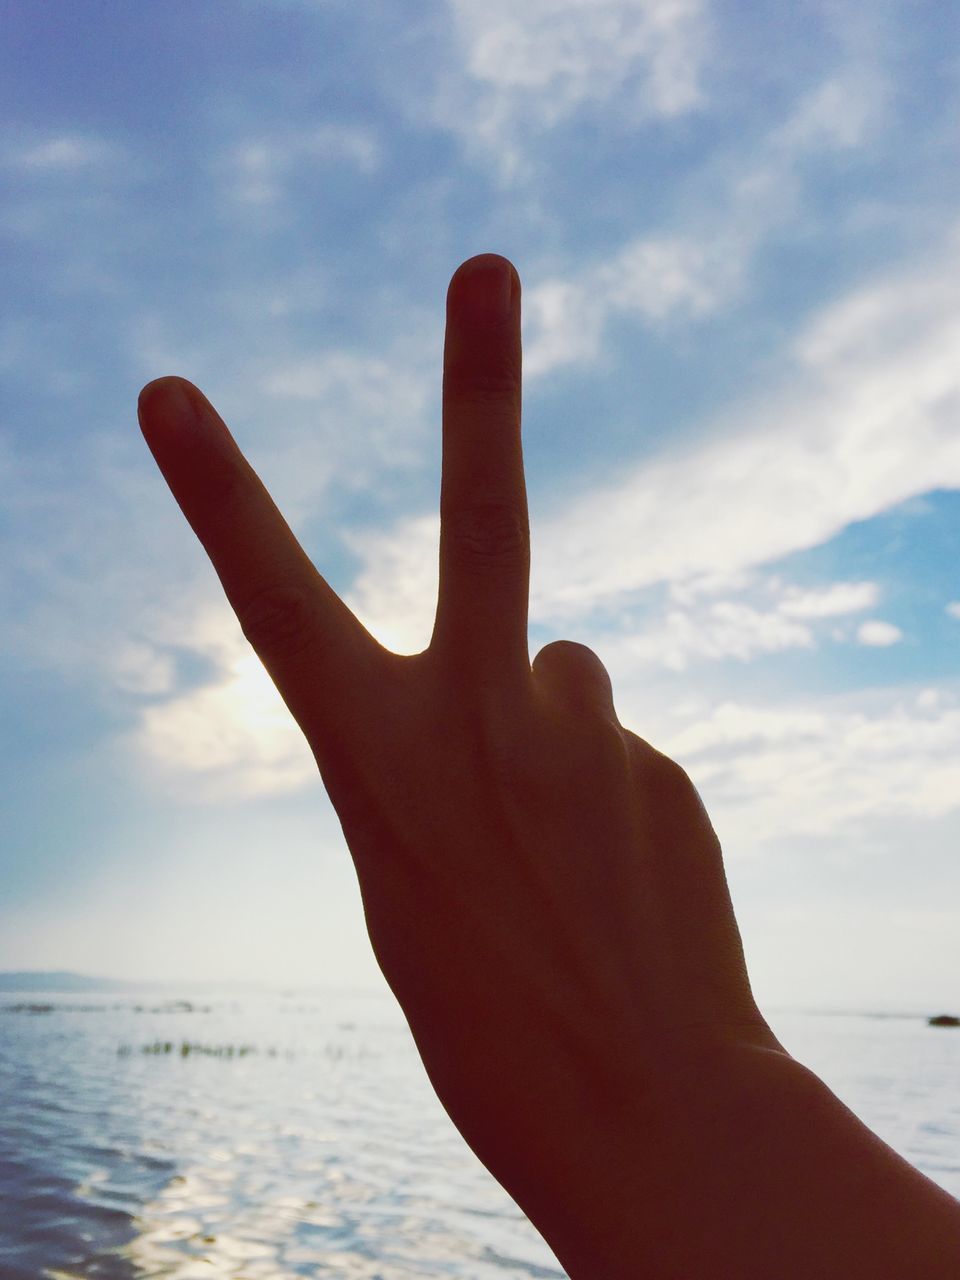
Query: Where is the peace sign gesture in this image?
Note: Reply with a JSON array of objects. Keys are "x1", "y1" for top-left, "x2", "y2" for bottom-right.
[{"x1": 138, "y1": 253, "x2": 780, "y2": 1274}]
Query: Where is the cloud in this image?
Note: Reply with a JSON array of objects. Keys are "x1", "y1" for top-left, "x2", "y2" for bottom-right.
[
  {"x1": 628, "y1": 600, "x2": 815, "y2": 670},
  {"x1": 453, "y1": 0, "x2": 708, "y2": 120},
  {"x1": 856, "y1": 620, "x2": 903, "y2": 647},
  {"x1": 0, "y1": 128, "x2": 131, "y2": 248},
  {"x1": 128, "y1": 309, "x2": 438, "y2": 524},
  {"x1": 520, "y1": 63, "x2": 888, "y2": 375},
  {"x1": 594, "y1": 577, "x2": 882, "y2": 672},
  {"x1": 946, "y1": 603, "x2": 960, "y2": 620},
  {"x1": 777, "y1": 581, "x2": 879, "y2": 618},
  {"x1": 531, "y1": 231, "x2": 960, "y2": 617},
  {"x1": 342, "y1": 514, "x2": 439, "y2": 655},
  {"x1": 0, "y1": 430, "x2": 205, "y2": 684},
  {"x1": 132, "y1": 604, "x2": 315, "y2": 802},
  {"x1": 0, "y1": 420, "x2": 316, "y2": 800},
  {"x1": 5, "y1": 133, "x2": 118, "y2": 173},
  {"x1": 342, "y1": 228, "x2": 960, "y2": 646},
  {"x1": 522, "y1": 233, "x2": 739, "y2": 376},
  {"x1": 114, "y1": 641, "x2": 177, "y2": 696},
  {"x1": 0, "y1": 416, "x2": 330, "y2": 802},
  {"x1": 221, "y1": 123, "x2": 381, "y2": 207},
  {"x1": 0, "y1": 337, "x2": 437, "y2": 802},
  {"x1": 254, "y1": 347, "x2": 435, "y2": 518},
  {"x1": 438, "y1": 0, "x2": 709, "y2": 175},
  {"x1": 771, "y1": 70, "x2": 886, "y2": 153},
  {"x1": 663, "y1": 684, "x2": 960, "y2": 852}
]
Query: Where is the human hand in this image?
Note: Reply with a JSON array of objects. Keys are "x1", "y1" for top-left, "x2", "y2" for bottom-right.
[{"x1": 138, "y1": 253, "x2": 785, "y2": 1266}]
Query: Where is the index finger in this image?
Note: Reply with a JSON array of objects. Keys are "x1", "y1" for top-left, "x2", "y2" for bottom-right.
[{"x1": 137, "y1": 376, "x2": 385, "y2": 735}]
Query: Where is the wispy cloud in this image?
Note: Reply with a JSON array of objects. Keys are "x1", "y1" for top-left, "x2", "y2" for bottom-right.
[
  {"x1": 522, "y1": 234, "x2": 736, "y2": 376},
  {"x1": 4, "y1": 132, "x2": 119, "y2": 172},
  {"x1": 522, "y1": 63, "x2": 888, "y2": 374},
  {"x1": 776, "y1": 581, "x2": 880, "y2": 619},
  {"x1": 437, "y1": 0, "x2": 709, "y2": 175},
  {"x1": 618, "y1": 575, "x2": 883, "y2": 672},
  {"x1": 856, "y1": 620, "x2": 903, "y2": 647},
  {"x1": 132, "y1": 604, "x2": 315, "y2": 801},
  {"x1": 664, "y1": 684, "x2": 960, "y2": 851},
  {"x1": 341, "y1": 228, "x2": 960, "y2": 647},
  {"x1": 771, "y1": 68, "x2": 886, "y2": 153},
  {"x1": 630, "y1": 599, "x2": 816, "y2": 670},
  {"x1": 221, "y1": 124, "x2": 382, "y2": 207}
]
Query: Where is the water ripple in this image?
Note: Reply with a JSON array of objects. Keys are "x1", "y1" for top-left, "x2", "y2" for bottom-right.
[{"x1": 2, "y1": 993, "x2": 957, "y2": 1277}]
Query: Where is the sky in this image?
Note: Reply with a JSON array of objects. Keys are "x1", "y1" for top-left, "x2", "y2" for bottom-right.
[{"x1": 2, "y1": 0, "x2": 960, "y2": 1013}]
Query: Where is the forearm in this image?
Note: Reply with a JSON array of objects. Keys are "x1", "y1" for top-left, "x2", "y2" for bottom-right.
[{"x1": 517, "y1": 1040, "x2": 960, "y2": 1280}]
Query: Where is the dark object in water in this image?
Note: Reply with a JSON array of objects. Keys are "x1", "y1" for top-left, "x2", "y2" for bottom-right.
[
  {"x1": 118, "y1": 1040, "x2": 275, "y2": 1058},
  {"x1": 927, "y1": 1013, "x2": 960, "y2": 1027}
]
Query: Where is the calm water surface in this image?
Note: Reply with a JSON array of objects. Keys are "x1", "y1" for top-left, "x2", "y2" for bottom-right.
[{"x1": 1, "y1": 989, "x2": 958, "y2": 1278}]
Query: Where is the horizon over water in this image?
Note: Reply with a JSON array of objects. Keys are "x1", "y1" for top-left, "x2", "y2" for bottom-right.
[{"x1": 1, "y1": 983, "x2": 958, "y2": 1278}]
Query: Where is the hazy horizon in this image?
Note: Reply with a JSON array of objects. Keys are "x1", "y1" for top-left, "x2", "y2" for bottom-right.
[{"x1": 2, "y1": 968, "x2": 957, "y2": 1021}]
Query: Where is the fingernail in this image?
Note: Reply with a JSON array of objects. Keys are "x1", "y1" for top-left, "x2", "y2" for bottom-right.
[
  {"x1": 138, "y1": 377, "x2": 198, "y2": 432},
  {"x1": 455, "y1": 255, "x2": 515, "y2": 323}
]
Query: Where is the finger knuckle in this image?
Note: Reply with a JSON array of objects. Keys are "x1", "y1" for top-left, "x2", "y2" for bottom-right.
[
  {"x1": 445, "y1": 503, "x2": 529, "y2": 573},
  {"x1": 657, "y1": 754, "x2": 693, "y2": 794},
  {"x1": 629, "y1": 737, "x2": 693, "y2": 793},
  {"x1": 446, "y1": 359, "x2": 521, "y2": 407},
  {"x1": 237, "y1": 584, "x2": 317, "y2": 660}
]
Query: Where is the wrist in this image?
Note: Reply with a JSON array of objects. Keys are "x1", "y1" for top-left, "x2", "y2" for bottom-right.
[{"x1": 517, "y1": 1036, "x2": 960, "y2": 1280}]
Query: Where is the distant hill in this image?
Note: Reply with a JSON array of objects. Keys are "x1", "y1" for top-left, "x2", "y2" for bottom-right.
[{"x1": 0, "y1": 971, "x2": 134, "y2": 993}]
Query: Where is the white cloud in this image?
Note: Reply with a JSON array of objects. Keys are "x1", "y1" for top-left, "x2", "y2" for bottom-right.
[
  {"x1": 0, "y1": 430, "x2": 206, "y2": 685},
  {"x1": 256, "y1": 348, "x2": 434, "y2": 514},
  {"x1": 223, "y1": 123, "x2": 381, "y2": 206},
  {"x1": 132, "y1": 604, "x2": 315, "y2": 802},
  {"x1": 521, "y1": 63, "x2": 887, "y2": 375},
  {"x1": 521, "y1": 279, "x2": 604, "y2": 377},
  {"x1": 0, "y1": 319, "x2": 435, "y2": 805},
  {"x1": 438, "y1": 0, "x2": 709, "y2": 176},
  {"x1": 526, "y1": 231, "x2": 960, "y2": 620},
  {"x1": 856, "y1": 619, "x2": 903, "y2": 647},
  {"x1": 627, "y1": 601, "x2": 814, "y2": 671},
  {"x1": 662, "y1": 686, "x2": 960, "y2": 852},
  {"x1": 8, "y1": 134, "x2": 117, "y2": 172},
  {"x1": 263, "y1": 350, "x2": 417, "y2": 405},
  {"x1": 113, "y1": 641, "x2": 176, "y2": 696},
  {"x1": 584, "y1": 578, "x2": 881, "y2": 672},
  {"x1": 342, "y1": 514, "x2": 439, "y2": 655},
  {"x1": 129, "y1": 311, "x2": 437, "y2": 524},
  {"x1": 946, "y1": 602, "x2": 960, "y2": 620},
  {"x1": 778, "y1": 581, "x2": 879, "y2": 618},
  {"x1": 772, "y1": 70, "x2": 886, "y2": 153},
  {"x1": 523, "y1": 233, "x2": 740, "y2": 376},
  {"x1": 453, "y1": 0, "x2": 707, "y2": 119},
  {"x1": 0, "y1": 428, "x2": 314, "y2": 801},
  {"x1": 343, "y1": 229, "x2": 960, "y2": 647}
]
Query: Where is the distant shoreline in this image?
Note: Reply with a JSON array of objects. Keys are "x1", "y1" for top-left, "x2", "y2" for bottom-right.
[
  {"x1": 0, "y1": 972, "x2": 952, "y2": 1021},
  {"x1": 0, "y1": 970, "x2": 389, "y2": 997}
]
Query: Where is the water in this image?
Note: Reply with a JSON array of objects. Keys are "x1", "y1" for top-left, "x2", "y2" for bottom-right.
[{"x1": 1, "y1": 990, "x2": 958, "y2": 1279}]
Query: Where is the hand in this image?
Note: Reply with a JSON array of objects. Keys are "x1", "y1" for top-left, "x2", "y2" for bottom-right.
[{"x1": 138, "y1": 253, "x2": 783, "y2": 1261}]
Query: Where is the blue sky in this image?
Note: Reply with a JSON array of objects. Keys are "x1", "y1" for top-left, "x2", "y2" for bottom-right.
[{"x1": 2, "y1": 0, "x2": 960, "y2": 1012}]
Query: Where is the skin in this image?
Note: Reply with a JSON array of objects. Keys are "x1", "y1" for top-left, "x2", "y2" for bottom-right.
[{"x1": 138, "y1": 254, "x2": 960, "y2": 1278}]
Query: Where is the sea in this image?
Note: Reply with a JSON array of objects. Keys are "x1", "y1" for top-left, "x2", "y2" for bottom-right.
[{"x1": 1, "y1": 988, "x2": 958, "y2": 1279}]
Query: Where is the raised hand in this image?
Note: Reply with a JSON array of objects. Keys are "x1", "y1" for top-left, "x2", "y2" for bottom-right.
[{"x1": 138, "y1": 254, "x2": 787, "y2": 1274}]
